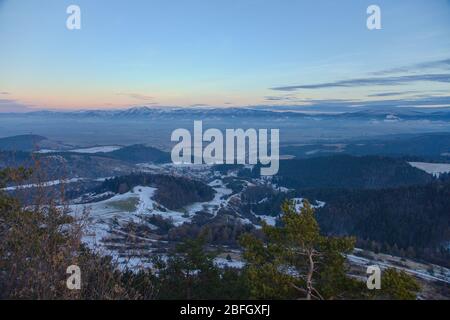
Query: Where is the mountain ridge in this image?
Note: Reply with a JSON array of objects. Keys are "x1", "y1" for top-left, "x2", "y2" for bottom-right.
[{"x1": 2, "y1": 106, "x2": 450, "y2": 121}]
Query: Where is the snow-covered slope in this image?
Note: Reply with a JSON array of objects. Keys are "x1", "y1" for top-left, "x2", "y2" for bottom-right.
[{"x1": 408, "y1": 162, "x2": 450, "y2": 177}]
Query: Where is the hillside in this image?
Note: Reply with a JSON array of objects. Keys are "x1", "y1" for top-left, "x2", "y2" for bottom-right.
[
  {"x1": 273, "y1": 155, "x2": 434, "y2": 189},
  {"x1": 0, "y1": 151, "x2": 134, "y2": 180},
  {"x1": 96, "y1": 173, "x2": 215, "y2": 210},
  {"x1": 98, "y1": 144, "x2": 170, "y2": 164},
  {"x1": 0, "y1": 135, "x2": 47, "y2": 151},
  {"x1": 299, "y1": 181, "x2": 450, "y2": 266}
]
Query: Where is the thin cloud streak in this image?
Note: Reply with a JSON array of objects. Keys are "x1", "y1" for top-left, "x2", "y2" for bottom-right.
[
  {"x1": 371, "y1": 58, "x2": 450, "y2": 76},
  {"x1": 294, "y1": 96, "x2": 450, "y2": 109},
  {"x1": 116, "y1": 93, "x2": 154, "y2": 101},
  {"x1": 271, "y1": 73, "x2": 450, "y2": 91},
  {"x1": 367, "y1": 91, "x2": 418, "y2": 97}
]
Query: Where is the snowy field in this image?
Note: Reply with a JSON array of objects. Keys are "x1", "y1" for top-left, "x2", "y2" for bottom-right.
[
  {"x1": 68, "y1": 146, "x2": 123, "y2": 153},
  {"x1": 258, "y1": 198, "x2": 326, "y2": 226},
  {"x1": 70, "y1": 186, "x2": 193, "y2": 247},
  {"x1": 348, "y1": 249, "x2": 450, "y2": 285},
  {"x1": 3, "y1": 177, "x2": 112, "y2": 191},
  {"x1": 68, "y1": 179, "x2": 233, "y2": 265},
  {"x1": 37, "y1": 145, "x2": 122, "y2": 154},
  {"x1": 408, "y1": 162, "x2": 450, "y2": 177}
]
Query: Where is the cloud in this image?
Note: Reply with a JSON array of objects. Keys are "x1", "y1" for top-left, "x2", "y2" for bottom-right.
[
  {"x1": 371, "y1": 58, "x2": 450, "y2": 76},
  {"x1": 264, "y1": 93, "x2": 312, "y2": 102},
  {"x1": 265, "y1": 96, "x2": 297, "y2": 101},
  {"x1": 271, "y1": 73, "x2": 450, "y2": 91},
  {"x1": 0, "y1": 91, "x2": 10, "y2": 95},
  {"x1": 300, "y1": 95, "x2": 450, "y2": 109},
  {"x1": 367, "y1": 91, "x2": 417, "y2": 97},
  {"x1": 257, "y1": 96, "x2": 450, "y2": 112},
  {"x1": 116, "y1": 92, "x2": 154, "y2": 101}
]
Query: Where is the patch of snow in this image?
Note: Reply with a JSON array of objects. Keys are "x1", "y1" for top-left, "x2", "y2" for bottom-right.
[
  {"x1": 69, "y1": 186, "x2": 192, "y2": 251},
  {"x1": 36, "y1": 145, "x2": 122, "y2": 154},
  {"x1": 292, "y1": 198, "x2": 305, "y2": 211},
  {"x1": 35, "y1": 149, "x2": 61, "y2": 154},
  {"x1": 271, "y1": 184, "x2": 291, "y2": 193},
  {"x1": 3, "y1": 177, "x2": 113, "y2": 191},
  {"x1": 291, "y1": 198, "x2": 325, "y2": 211},
  {"x1": 184, "y1": 179, "x2": 233, "y2": 216},
  {"x1": 347, "y1": 253, "x2": 450, "y2": 284},
  {"x1": 306, "y1": 149, "x2": 320, "y2": 155},
  {"x1": 259, "y1": 215, "x2": 277, "y2": 226},
  {"x1": 384, "y1": 114, "x2": 400, "y2": 122},
  {"x1": 214, "y1": 257, "x2": 245, "y2": 269},
  {"x1": 3, "y1": 178, "x2": 85, "y2": 191},
  {"x1": 315, "y1": 200, "x2": 326, "y2": 208},
  {"x1": 253, "y1": 197, "x2": 325, "y2": 227},
  {"x1": 69, "y1": 146, "x2": 122, "y2": 153},
  {"x1": 408, "y1": 162, "x2": 450, "y2": 177},
  {"x1": 258, "y1": 197, "x2": 268, "y2": 204}
]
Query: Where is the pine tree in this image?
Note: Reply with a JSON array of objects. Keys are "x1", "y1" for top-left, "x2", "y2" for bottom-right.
[
  {"x1": 378, "y1": 269, "x2": 420, "y2": 300},
  {"x1": 240, "y1": 200, "x2": 360, "y2": 300}
]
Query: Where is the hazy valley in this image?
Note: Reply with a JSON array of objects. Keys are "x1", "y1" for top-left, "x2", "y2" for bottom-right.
[{"x1": 1, "y1": 107, "x2": 450, "y2": 299}]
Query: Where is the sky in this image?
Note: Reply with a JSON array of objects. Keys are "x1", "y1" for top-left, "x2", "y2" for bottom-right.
[{"x1": 0, "y1": 0, "x2": 449, "y2": 111}]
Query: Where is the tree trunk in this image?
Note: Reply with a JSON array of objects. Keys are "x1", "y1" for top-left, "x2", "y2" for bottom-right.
[{"x1": 306, "y1": 250, "x2": 314, "y2": 300}]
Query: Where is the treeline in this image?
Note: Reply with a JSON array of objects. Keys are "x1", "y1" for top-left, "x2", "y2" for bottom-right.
[
  {"x1": 300, "y1": 181, "x2": 450, "y2": 266},
  {"x1": 240, "y1": 185, "x2": 295, "y2": 217},
  {"x1": 231, "y1": 176, "x2": 450, "y2": 266},
  {"x1": 96, "y1": 144, "x2": 170, "y2": 164},
  {"x1": 273, "y1": 155, "x2": 433, "y2": 190},
  {"x1": 168, "y1": 211, "x2": 258, "y2": 247},
  {"x1": 0, "y1": 134, "x2": 47, "y2": 152},
  {"x1": 97, "y1": 173, "x2": 215, "y2": 210},
  {"x1": 0, "y1": 150, "x2": 134, "y2": 182}
]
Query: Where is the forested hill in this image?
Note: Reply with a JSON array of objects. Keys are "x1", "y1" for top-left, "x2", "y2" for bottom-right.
[
  {"x1": 0, "y1": 135, "x2": 47, "y2": 151},
  {"x1": 301, "y1": 181, "x2": 450, "y2": 266},
  {"x1": 273, "y1": 155, "x2": 433, "y2": 189},
  {"x1": 97, "y1": 144, "x2": 170, "y2": 164}
]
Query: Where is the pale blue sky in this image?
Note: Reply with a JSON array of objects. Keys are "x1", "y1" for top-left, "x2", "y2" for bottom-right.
[{"x1": 0, "y1": 0, "x2": 449, "y2": 110}]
